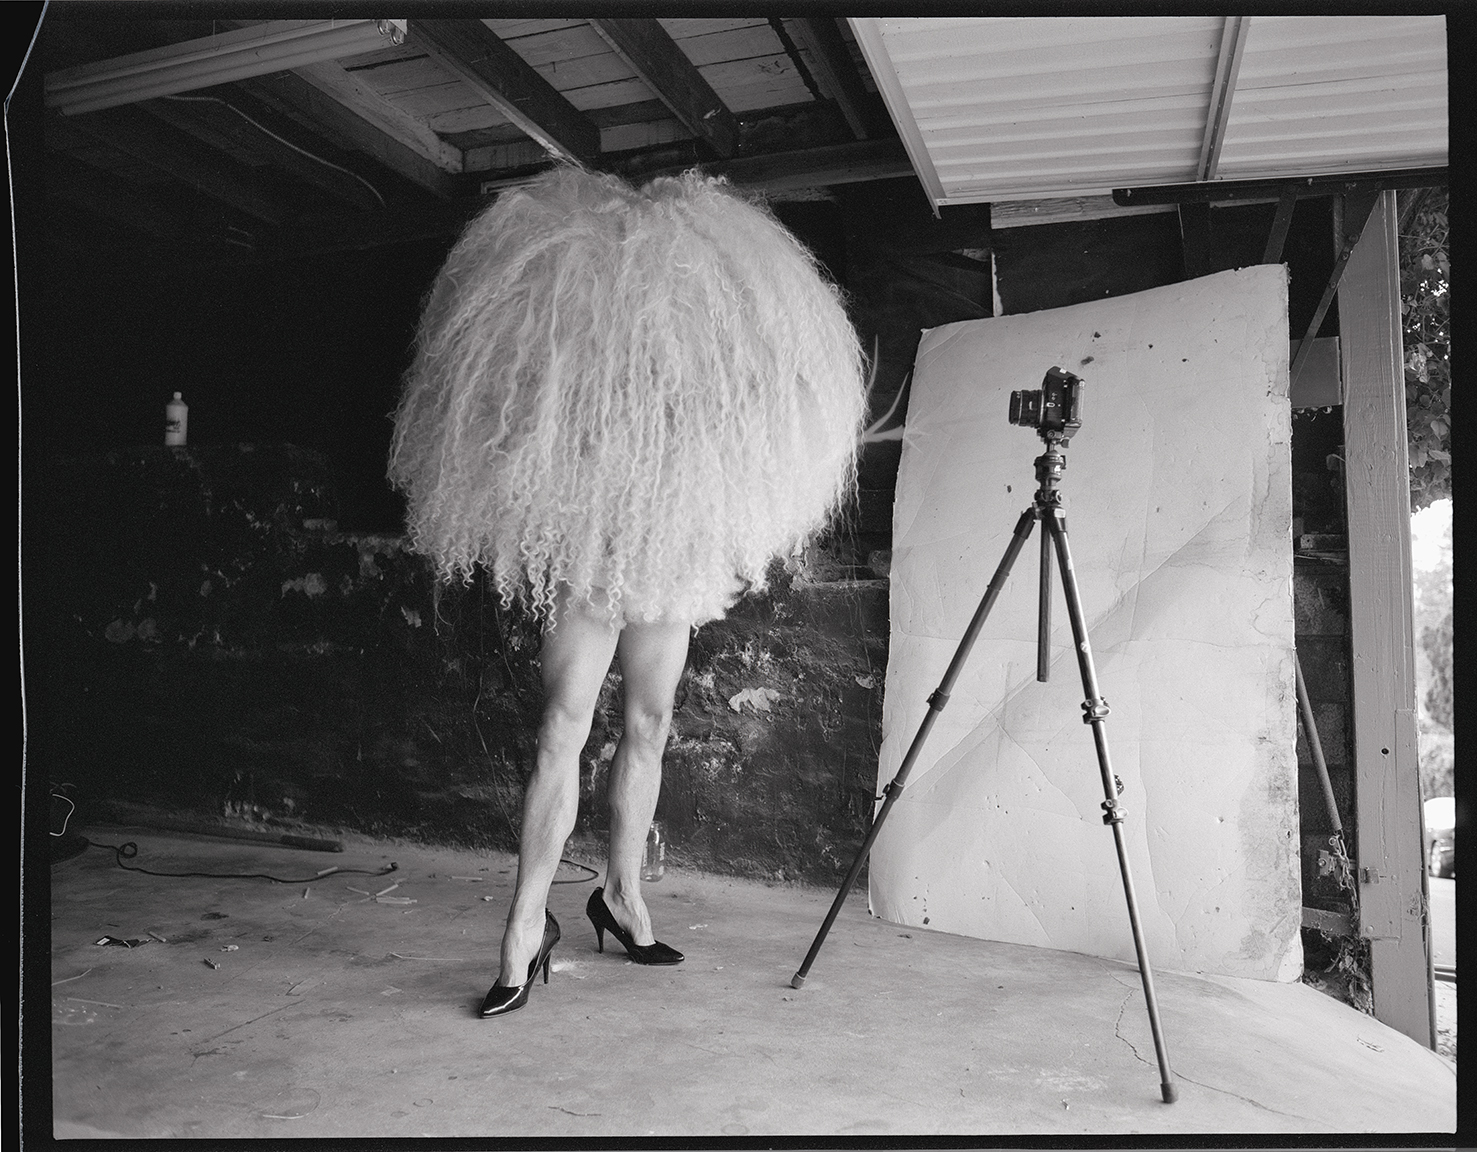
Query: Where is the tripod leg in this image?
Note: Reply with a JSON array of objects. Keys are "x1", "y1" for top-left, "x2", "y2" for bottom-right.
[
  {"x1": 792, "y1": 507, "x2": 1039, "y2": 989},
  {"x1": 1044, "y1": 508, "x2": 1178, "y2": 1104},
  {"x1": 1037, "y1": 515, "x2": 1053, "y2": 682}
]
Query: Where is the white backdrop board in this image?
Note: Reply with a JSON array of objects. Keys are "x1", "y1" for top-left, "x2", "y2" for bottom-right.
[{"x1": 872, "y1": 266, "x2": 1302, "y2": 981}]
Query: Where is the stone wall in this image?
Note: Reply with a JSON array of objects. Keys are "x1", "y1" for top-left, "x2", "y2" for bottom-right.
[{"x1": 35, "y1": 444, "x2": 888, "y2": 885}]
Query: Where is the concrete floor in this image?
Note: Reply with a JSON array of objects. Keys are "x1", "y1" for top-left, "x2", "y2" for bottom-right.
[{"x1": 49, "y1": 825, "x2": 1455, "y2": 1138}]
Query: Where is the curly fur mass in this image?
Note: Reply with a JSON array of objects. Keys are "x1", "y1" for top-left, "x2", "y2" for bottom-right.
[{"x1": 388, "y1": 165, "x2": 867, "y2": 624}]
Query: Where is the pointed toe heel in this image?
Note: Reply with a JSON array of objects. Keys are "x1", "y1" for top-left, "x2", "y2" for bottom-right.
[
  {"x1": 479, "y1": 909, "x2": 560, "y2": 1018},
  {"x1": 585, "y1": 887, "x2": 684, "y2": 965}
]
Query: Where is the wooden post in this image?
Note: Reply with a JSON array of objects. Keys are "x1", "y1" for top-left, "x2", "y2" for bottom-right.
[{"x1": 1339, "y1": 190, "x2": 1432, "y2": 1047}]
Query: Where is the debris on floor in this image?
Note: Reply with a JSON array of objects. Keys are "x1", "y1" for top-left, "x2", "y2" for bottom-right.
[{"x1": 93, "y1": 936, "x2": 148, "y2": 948}]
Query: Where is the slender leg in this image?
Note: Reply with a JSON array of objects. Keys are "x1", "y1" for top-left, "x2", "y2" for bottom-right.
[
  {"x1": 601, "y1": 617, "x2": 692, "y2": 944},
  {"x1": 1044, "y1": 508, "x2": 1177, "y2": 1104},
  {"x1": 497, "y1": 592, "x2": 620, "y2": 987}
]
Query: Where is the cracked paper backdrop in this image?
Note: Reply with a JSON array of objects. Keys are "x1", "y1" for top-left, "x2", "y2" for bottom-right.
[{"x1": 871, "y1": 265, "x2": 1301, "y2": 981}]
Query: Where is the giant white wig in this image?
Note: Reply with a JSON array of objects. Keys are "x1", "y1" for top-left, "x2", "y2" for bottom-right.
[{"x1": 389, "y1": 165, "x2": 867, "y2": 625}]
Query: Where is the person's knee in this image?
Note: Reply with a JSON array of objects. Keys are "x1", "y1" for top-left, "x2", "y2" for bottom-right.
[
  {"x1": 538, "y1": 701, "x2": 595, "y2": 759},
  {"x1": 623, "y1": 702, "x2": 673, "y2": 754}
]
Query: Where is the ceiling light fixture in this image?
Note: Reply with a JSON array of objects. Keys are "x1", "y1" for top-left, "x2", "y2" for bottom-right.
[{"x1": 45, "y1": 19, "x2": 407, "y2": 117}]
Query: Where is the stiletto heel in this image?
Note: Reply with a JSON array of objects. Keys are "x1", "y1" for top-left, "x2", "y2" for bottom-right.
[
  {"x1": 480, "y1": 910, "x2": 560, "y2": 1017},
  {"x1": 585, "y1": 887, "x2": 684, "y2": 965}
]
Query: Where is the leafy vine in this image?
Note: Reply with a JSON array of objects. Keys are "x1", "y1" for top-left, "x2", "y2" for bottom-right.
[{"x1": 1399, "y1": 189, "x2": 1450, "y2": 511}]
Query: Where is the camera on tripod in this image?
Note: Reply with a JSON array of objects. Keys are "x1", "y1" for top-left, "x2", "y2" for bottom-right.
[{"x1": 1009, "y1": 367, "x2": 1084, "y2": 441}]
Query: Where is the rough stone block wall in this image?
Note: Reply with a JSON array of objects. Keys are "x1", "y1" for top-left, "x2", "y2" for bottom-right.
[{"x1": 36, "y1": 444, "x2": 886, "y2": 886}]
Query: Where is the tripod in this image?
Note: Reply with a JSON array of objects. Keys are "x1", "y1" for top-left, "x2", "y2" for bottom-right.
[{"x1": 790, "y1": 423, "x2": 1179, "y2": 1105}]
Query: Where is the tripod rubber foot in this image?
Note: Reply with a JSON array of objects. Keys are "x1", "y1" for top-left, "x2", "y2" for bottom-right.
[
  {"x1": 1161, "y1": 1082, "x2": 1178, "y2": 1104},
  {"x1": 790, "y1": 972, "x2": 807, "y2": 989}
]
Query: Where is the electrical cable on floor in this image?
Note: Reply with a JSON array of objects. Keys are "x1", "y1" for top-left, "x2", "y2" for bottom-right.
[
  {"x1": 76, "y1": 836, "x2": 599, "y2": 887},
  {"x1": 82, "y1": 838, "x2": 399, "y2": 884},
  {"x1": 550, "y1": 859, "x2": 599, "y2": 883}
]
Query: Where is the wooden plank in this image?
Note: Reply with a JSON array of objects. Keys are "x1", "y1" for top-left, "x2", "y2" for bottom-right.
[
  {"x1": 1289, "y1": 338, "x2": 1342, "y2": 408},
  {"x1": 599, "y1": 119, "x2": 687, "y2": 154},
  {"x1": 1340, "y1": 190, "x2": 1431, "y2": 1048},
  {"x1": 463, "y1": 138, "x2": 561, "y2": 174},
  {"x1": 531, "y1": 53, "x2": 637, "y2": 94},
  {"x1": 491, "y1": 22, "x2": 613, "y2": 70},
  {"x1": 341, "y1": 54, "x2": 457, "y2": 99},
  {"x1": 785, "y1": 18, "x2": 872, "y2": 139},
  {"x1": 291, "y1": 57, "x2": 464, "y2": 172},
  {"x1": 562, "y1": 78, "x2": 655, "y2": 113},
  {"x1": 485, "y1": 18, "x2": 589, "y2": 42},
  {"x1": 238, "y1": 69, "x2": 462, "y2": 200},
  {"x1": 412, "y1": 19, "x2": 600, "y2": 162},
  {"x1": 697, "y1": 57, "x2": 813, "y2": 113},
  {"x1": 991, "y1": 195, "x2": 1175, "y2": 228},
  {"x1": 69, "y1": 104, "x2": 291, "y2": 225},
  {"x1": 425, "y1": 105, "x2": 512, "y2": 137},
  {"x1": 663, "y1": 24, "x2": 783, "y2": 67},
  {"x1": 660, "y1": 18, "x2": 769, "y2": 41},
  {"x1": 687, "y1": 137, "x2": 912, "y2": 194},
  {"x1": 590, "y1": 19, "x2": 739, "y2": 158}
]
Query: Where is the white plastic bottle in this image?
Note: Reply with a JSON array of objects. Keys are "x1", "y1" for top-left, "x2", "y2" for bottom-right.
[{"x1": 165, "y1": 392, "x2": 189, "y2": 446}]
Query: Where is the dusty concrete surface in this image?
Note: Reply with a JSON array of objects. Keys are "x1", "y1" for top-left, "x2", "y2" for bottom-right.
[{"x1": 47, "y1": 826, "x2": 1455, "y2": 1138}]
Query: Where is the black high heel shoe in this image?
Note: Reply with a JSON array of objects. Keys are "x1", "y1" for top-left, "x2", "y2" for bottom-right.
[
  {"x1": 479, "y1": 909, "x2": 560, "y2": 1017},
  {"x1": 586, "y1": 887, "x2": 684, "y2": 965}
]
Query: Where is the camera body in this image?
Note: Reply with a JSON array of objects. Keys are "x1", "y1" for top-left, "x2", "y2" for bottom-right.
[{"x1": 1009, "y1": 367, "x2": 1084, "y2": 440}]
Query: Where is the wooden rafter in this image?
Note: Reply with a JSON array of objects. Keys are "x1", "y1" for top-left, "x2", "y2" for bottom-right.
[
  {"x1": 589, "y1": 19, "x2": 739, "y2": 159},
  {"x1": 700, "y1": 137, "x2": 910, "y2": 194},
  {"x1": 412, "y1": 20, "x2": 600, "y2": 163},
  {"x1": 290, "y1": 57, "x2": 464, "y2": 174},
  {"x1": 236, "y1": 69, "x2": 462, "y2": 202},
  {"x1": 784, "y1": 18, "x2": 871, "y2": 140},
  {"x1": 70, "y1": 104, "x2": 291, "y2": 226}
]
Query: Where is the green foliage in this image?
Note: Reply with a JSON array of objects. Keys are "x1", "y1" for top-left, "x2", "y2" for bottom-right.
[
  {"x1": 1399, "y1": 190, "x2": 1450, "y2": 511},
  {"x1": 1421, "y1": 608, "x2": 1454, "y2": 732}
]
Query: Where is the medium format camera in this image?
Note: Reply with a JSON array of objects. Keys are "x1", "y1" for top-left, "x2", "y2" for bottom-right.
[{"x1": 1009, "y1": 367, "x2": 1084, "y2": 440}]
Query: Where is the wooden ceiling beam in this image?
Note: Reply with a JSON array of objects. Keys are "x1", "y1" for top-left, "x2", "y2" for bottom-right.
[
  {"x1": 290, "y1": 57, "x2": 464, "y2": 173},
  {"x1": 68, "y1": 104, "x2": 292, "y2": 226},
  {"x1": 138, "y1": 93, "x2": 387, "y2": 213},
  {"x1": 784, "y1": 18, "x2": 872, "y2": 141},
  {"x1": 236, "y1": 69, "x2": 462, "y2": 202},
  {"x1": 589, "y1": 19, "x2": 739, "y2": 159},
  {"x1": 702, "y1": 137, "x2": 911, "y2": 194},
  {"x1": 411, "y1": 20, "x2": 600, "y2": 163}
]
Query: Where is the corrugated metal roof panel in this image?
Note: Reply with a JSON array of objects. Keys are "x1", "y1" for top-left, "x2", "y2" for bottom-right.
[
  {"x1": 1215, "y1": 16, "x2": 1446, "y2": 181},
  {"x1": 853, "y1": 15, "x2": 1447, "y2": 207}
]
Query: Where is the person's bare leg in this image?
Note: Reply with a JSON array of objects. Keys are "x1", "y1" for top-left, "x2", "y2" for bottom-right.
[
  {"x1": 497, "y1": 593, "x2": 620, "y2": 987},
  {"x1": 600, "y1": 617, "x2": 691, "y2": 945}
]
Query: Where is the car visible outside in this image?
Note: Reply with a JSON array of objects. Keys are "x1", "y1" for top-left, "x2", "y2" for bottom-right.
[{"x1": 1425, "y1": 796, "x2": 1455, "y2": 878}]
